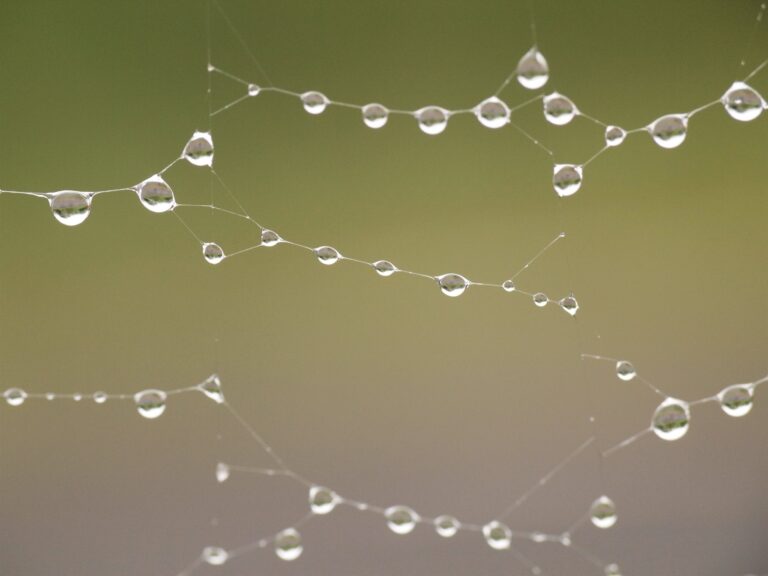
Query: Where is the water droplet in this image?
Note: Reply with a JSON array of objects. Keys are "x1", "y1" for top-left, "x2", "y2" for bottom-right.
[
  {"x1": 502, "y1": 280, "x2": 516, "y2": 292},
  {"x1": 722, "y1": 82, "x2": 764, "y2": 122},
  {"x1": 309, "y1": 486, "x2": 339, "y2": 514},
  {"x1": 533, "y1": 292, "x2": 548, "y2": 307},
  {"x1": 475, "y1": 96, "x2": 510, "y2": 129},
  {"x1": 248, "y1": 83, "x2": 261, "y2": 97},
  {"x1": 543, "y1": 93, "x2": 577, "y2": 125},
  {"x1": 198, "y1": 374, "x2": 224, "y2": 404},
  {"x1": 184, "y1": 131, "x2": 214, "y2": 166},
  {"x1": 45, "y1": 393, "x2": 55, "y2": 401},
  {"x1": 73, "y1": 393, "x2": 83, "y2": 401},
  {"x1": 134, "y1": 389, "x2": 167, "y2": 419},
  {"x1": 215, "y1": 462, "x2": 230, "y2": 483},
  {"x1": 203, "y1": 242, "x2": 225, "y2": 265},
  {"x1": 4, "y1": 388, "x2": 27, "y2": 407},
  {"x1": 260, "y1": 229, "x2": 281, "y2": 247},
  {"x1": 652, "y1": 398, "x2": 690, "y2": 441},
  {"x1": 517, "y1": 47, "x2": 549, "y2": 90},
  {"x1": 559, "y1": 294, "x2": 579, "y2": 316},
  {"x1": 202, "y1": 546, "x2": 228, "y2": 566},
  {"x1": 649, "y1": 114, "x2": 687, "y2": 149},
  {"x1": 362, "y1": 103, "x2": 389, "y2": 129},
  {"x1": 559, "y1": 533, "x2": 572, "y2": 546},
  {"x1": 93, "y1": 392, "x2": 108, "y2": 404},
  {"x1": 373, "y1": 260, "x2": 397, "y2": 277},
  {"x1": 616, "y1": 361, "x2": 636, "y2": 381},
  {"x1": 301, "y1": 91, "x2": 329, "y2": 115},
  {"x1": 385, "y1": 505, "x2": 419, "y2": 534},
  {"x1": 482, "y1": 521, "x2": 512, "y2": 550},
  {"x1": 49, "y1": 191, "x2": 92, "y2": 226},
  {"x1": 590, "y1": 495, "x2": 617, "y2": 529},
  {"x1": 434, "y1": 515, "x2": 460, "y2": 538},
  {"x1": 437, "y1": 274, "x2": 469, "y2": 297},
  {"x1": 718, "y1": 384, "x2": 754, "y2": 417},
  {"x1": 415, "y1": 106, "x2": 449, "y2": 135},
  {"x1": 137, "y1": 175, "x2": 175, "y2": 213},
  {"x1": 605, "y1": 125, "x2": 627, "y2": 147},
  {"x1": 275, "y1": 528, "x2": 303, "y2": 561},
  {"x1": 553, "y1": 164, "x2": 583, "y2": 197},
  {"x1": 314, "y1": 245, "x2": 341, "y2": 265},
  {"x1": 531, "y1": 532, "x2": 547, "y2": 543},
  {"x1": 605, "y1": 563, "x2": 622, "y2": 576}
]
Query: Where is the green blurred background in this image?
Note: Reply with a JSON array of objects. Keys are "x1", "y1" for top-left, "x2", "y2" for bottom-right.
[{"x1": 1, "y1": 1, "x2": 766, "y2": 575}]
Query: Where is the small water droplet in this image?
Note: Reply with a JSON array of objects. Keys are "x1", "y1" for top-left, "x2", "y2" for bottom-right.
[
  {"x1": 615, "y1": 361, "x2": 636, "y2": 381},
  {"x1": 93, "y1": 392, "x2": 108, "y2": 404},
  {"x1": 45, "y1": 393, "x2": 55, "y2": 401},
  {"x1": 197, "y1": 374, "x2": 224, "y2": 404},
  {"x1": 275, "y1": 528, "x2": 303, "y2": 561},
  {"x1": 718, "y1": 384, "x2": 754, "y2": 417},
  {"x1": 362, "y1": 103, "x2": 389, "y2": 129},
  {"x1": 373, "y1": 260, "x2": 397, "y2": 277},
  {"x1": 385, "y1": 505, "x2": 419, "y2": 534},
  {"x1": 309, "y1": 486, "x2": 339, "y2": 514},
  {"x1": 437, "y1": 274, "x2": 469, "y2": 297},
  {"x1": 49, "y1": 191, "x2": 92, "y2": 226},
  {"x1": 137, "y1": 175, "x2": 175, "y2": 213},
  {"x1": 73, "y1": 393, "x2": 83, "y2": 401},
  {"x1": 652, "y1": 398, "x2": 690, "y2": 441},
  {"x1": 590, "y1": 495, "x2": 617, "y2": 529},
  {"x1": 434, "y1": 515, "x2": 460, "y2": 538},
  {"x1": 4, "y1": 388, "x2": 27, "y2": 407},
  {"x1": 301, "y1": 91, "x2": 329, "y2": 115},
  {"x1": 203, "y1": 242, "x2": 225, "y2": 265},
  {"x1": 559, "y1": 533, "x2": 572, "y2": 546},
  {"x1": 605, "y1": 563, "x2": 622, "y2": 576},
  {"x1": 248, "y1": 83, "x2": 261, "y2": 97},
  {"x1": 215, "y1": 462, "x2": 230, "y2": 483},
  {"x1": 184, "y1": 131, "x2": 214, "y2": 166},
  {"x1": 533, "y1": 292, "x2": 548, "y2": 307},
  {"x1": 260, "y1": 229, "x2": 281, "y2": 247},
  {"x1": 134, "y1": 389, "x2": 167, "y2": 419},
  {"x1": 314, "y1": 245, "x2": 341, "y2": 265},
  {"x1": 517, "y1": 47, "x2": 549, "y2": 90},
  {"x1": 649, "y1": 114, "x2": 687, "y2": 149},
  {"x1": 482, "y1": 521, "x2": 512, "y2": 550},
  {"x1": 543, "y1": 93, "x2": 577, "y2": 125},
  {"x1": 202, "y1": 546, "x2": 228, "y2": 566},
  {"x1": 559, "y1": 294, "x2": 579, "y2": 316},
  {"x1": 415, "y1": 106, "x2": 449, "y2": 135},
  {"x1": 531, "y1": 532, "x2": 547, "y2": 543},
  {"x1": 605, "y1": 125, "x2": 627, "y2": 147},
  {"x1": 722, "y1": 82, "x2": 764, "y2": 122},
  {"x1": 502, "y1": 280, "x2": 516, "y2": 292},
  {"x1": 553, "y1": 164, "x2": 583, "y2": 197},
  {"x1": 475, "y1": 96, "x2": 510, "y2": 129}
]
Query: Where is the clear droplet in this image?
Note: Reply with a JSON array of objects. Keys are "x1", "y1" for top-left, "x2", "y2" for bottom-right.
[
  {"x1": 301, "y1": 91, "x2": 329, "y2": 115},
  {"x1": 215, "y1": 462, "x2": 230, "y2": 483},
  {"x1": 314, "y1": 245, "x2": 341, "y2": 265},
  {"x1": 198, "y1": 374, "x2": 224, "y2": 404},
  {"x1": 137, "y1": 175, "x2": 175, "y2": 213},
  {"x1": 718, "y1": 384, "x2": 754, "y2": 417},
  {"x1": 553, "y1": 164, "x2": 583, "y2": 197},
  {"x1": 533, "y1": 292, "x2": 548, "y2": 307},
  {"x1": 4, "y1": 388, "x2": 27, "y2": 407},
  {"x1": 605, "y1": 125, "x2": 627, "y2": 147},
  {"x1": 134, "y1": 389, "x2": 167, "y2": 419},
  {"x1": 502, "y1": 280, "x2": 516, "y2": 292},
  {"x1": 605, "y1": 563, "x2": 622, "y2": 576},
  {"x1": 260, "y1": 229, "x2": 281, "y2": 247},
  {"x1": 49, "y1": 191, "x2": 92, "y2": 226},
  {"x1": 415, "y1": 106, "x2": 449, "y2": 135},
  {"x1": 309, "y1": 486, "x2": 339, "y2": 514},
  {"x1": 184, "y1": 131, "x2": 214, "y2": 166},
  {"x1": 248, "y1": 83, "x2": 261, "y2": 97},
  {"x1": 203, "y1": 242, "x2": 225, "y2": 265},
  {"x1": 616, "y1": 361, "x2": 636, "y2": 381},
  {"x1": 434, "y1": 515, "x2": 460, "y2": 538},
  {"x1": 202, "y1": 546, "x2": 228, "y2": 566},
  {"x1": 385, "y1": 505, "x2": 419, "y2": 534},
  {"x1": 559, "y1": 294, "x2": 579, "y2": 316},
  {"x1": 437, "y1": 274, "x2": 469, "y2": 297},
  {"x1": 543, "y1": 93, "x2": 577, "y2": 125},
  {"x1": 275, "y1": 528, "x2": 303, "y2": 561},
  {"x1": 649, "y1": 114, "x2": 687, "y2": 149},
  {"x1": 373, "y1": 260, "x2": 397, "y2": 277},
  {"x1": 517, "y1": 46, "x2": 549, "y2": 90},
  {"x1": 652, "y1": 398, "x2": 690, "y2": 441},
  {"x1": 362, "y1": 103, "x2": 389, "y2": 129},
  {"x1": 93, "y1": 392, "x2": 108, "y2": 404},
  {"x1": 475, "y1": 96, "x2": 510, "y2": 129},
  {"x1": 590, "y1": 495, "x2": 617, "y2": 529},
  {"x1": 482, "y1": 521, "x2": 512, "y2": 550},
  {"x1": 722, "y1": 81, "x2": 765, "y2": 122}
]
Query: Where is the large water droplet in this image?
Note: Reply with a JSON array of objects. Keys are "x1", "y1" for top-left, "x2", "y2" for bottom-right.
[
  {"x1": 373, "y1": 260, "x2": 397, "y2": 277},
  {"x1": 543, "y1": 93, "x2": 577, "y2": 125},
  {"x1": 248, "y1": 83, "x2": 261, "y2": 97},
  {"x1": 652, "y1": 398, "x2": 690, "y2": 441},
  {"x1": 309, "y1": 486, "x2": 339, "y2": 514},
  {"x1": 362, "y1": 103, "x2": 389, "y2": 129},
  {"x1": 202, "y1": 546, "x2": 228, "y2": 566},
  {"x1": 437, "y1": 274, "x2": 469, "y2": 297},
  {"x1": 649, "y1": 114, "x2": 687, "y2": 149},
  {"x1": 4, "y1": 388, "x2": 27, "y2": 407},
  {"x1": 605, "y1": 125, "x2": 627, "y2": 147},
  {"x1": 553, "y1": 164, "x2": 583, "y2": 197},
  {"x1": 590, "y1": 496, "x2": 617, "y2": 529},
  {"x1": 275, "y1": 528, "x2": 303, "y2": 561},
  {"x1": 49, "y1": 191, "x2": 92, "y2": 226},
  {"x1": 533, "y1": 292, "x2": 548, "y2": 307},
  {"x1": 616, "y1": 361, "x2": 636, "y2": 381},
  {"x1": 93, "y1": 392, "x2": 108, "y2": 404},
  {"x1": 314, "y1": 245, "x2": 341, "y2": 265},
  {"x1": 137, "y1": 175, "x2": 175, "y2": 213},
  {"x1": 198, "y1": 374, "x2": 224, "y2": 404},
  {"x1": 215, "y1": 462, "x2": 230, "y2": 483},
  {"x1": 134, "y1": 389, "x2": 167, "y2": 419},
  {"x1": 203, "y1": 242, "x2": 225, "y2": 265},
  {"x1": 434, "y1": 515, "x2": 460, "y2": 538},
  {"x1": 482, "y1": 521, "x2": 512, "y2": 550},
  {"x1": 301, "y1": 91, "x2": 329, "y2": 115},
  {"x1": 517, "y1": 47, "x2": 549, "y2": 90},
  {"x1": 385, "y1": 505, "x2": 419, "y2": 534},
  {"x1": 559, "y1": 294, "x2": 579, "y2": 316},
  {"x1": 717, "y1": 384, "x2": 754, "y2": 417},
  {"x1": 722, "y1": 81, "x2": 765, "y2": 122},
  {"x1": 475, "y1": 96, "x2": 510, "y2": 129},
  {"x1": 260, "y1": 229, "x2": 281, "y2": 247},
  {"x1": 184, "y1": 131, "x2": 214, "y2": 166},
  {"x1": 415, "y1": 106, "x2": 449, "y2": 135}
]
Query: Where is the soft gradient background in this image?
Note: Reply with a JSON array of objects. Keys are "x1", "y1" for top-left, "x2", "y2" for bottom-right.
[{"x1": 1, "y1": 1, "x2": 766, "y2": 575}]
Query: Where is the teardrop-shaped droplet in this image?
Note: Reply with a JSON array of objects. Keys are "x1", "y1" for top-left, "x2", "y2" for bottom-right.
[
  {"x1": 517, "y1": 46, "x2": 549, "y2": 90},
  {"x1": 437, "y1": 274, "x2": 469, "y2": 297},
  {"x1": 533, "y1": 292, "x2": 548, "y2": 307},
  {"x1": 203, "y1": 242, "x2": 225, "y2": 265},
  {"x1": 605, "y1": 125, "x2": 627, "y2": 147},
  {"x1": 434, "y1": 515, "x2": 460, "y2": 538},
  {"x1": 482, "y1": 521, "x2": 512, "y2": 550},
  {"x1": 198, "y1": 374, "x2": 224, "y2": 404},
  {"x1": 202, "y1": 546, "x2": 228, "y2": 566},
  {"x1": 248, "y1": 83, "x2": 261, "y2": 97},
  {"x1": 590, "y1": 495, "x2": 617, "y2": 529},
  {"x1": 215, "y1": 462, "x2": 230, "y2": 483},
  {"x1": 385, "y1": 505, "x2": 419, "y2": 534},
  {"x1": 559, "y1": 294, "x2": 579, "y2": 316},
  {"x1": 502, "y1": 280, "x2": 516, "y2": 292},
  {"x1": 314, "y1": 245, "x2": 341, "y2": 265},
  {"x1": 49, "y1": 191, "x2": 92, "y2": 226},
  {"x1": 605, "y1": 563, "x2": 622, "y2": 576},
  {"x1": 717, "y1": 384, "x2": 754, "y2": 417},
  {"x1": 722, "y1": 81, "x2": 765, "y2": 122},
  {"x1": 93, "y1": 392, "x2": 108, "y2": 404},
  {"x1": 184, "y1": 131, "x2": 214, "y2": 166},
  {"x1": 415, "y1": 106, "x2": 449, "y2": 135},
  {"x1": 475, "y1": 96, "x2": 510, "y2": 129},
  {"x1": 134, "y1": 389, "x2": 167, "y2": 419},
  {"x1": 652, "y1": 398, "x2": 690, "y2": 441},
  {"x1": 137, "y1": 175, "x2": 175, "y2": 213},
  {"x1": 649, "y1": 114, "x2": 687, "y2": 149},
  {"x1": 301, "y1": 91, "x2": 329, "y2": 115},
  {"x1": 553, "y1": 164, "x2": 583, "y2": 197},
  {"x1": 543, "y1": 93, "x2": 577, "y2": 125},
  {"x1": 275, "y1": 528, "x2": 303, "y2": 561},
  {"x1": 309, "y1": 486, "x2": 339, "y2": 515},
  {"x1": 373, "y1": 260, "x2": 397, "y2": 277},
  {"x1": 260, "y1": 229, "x2": 281, "y2": 247},
  {"x1": 4, "y1": 388, "x2": 27, "y2": 407},
  {"x1": 616, "y1": 361, "x2": 636, "y2": 381},
  {"x1": 362, "y1": 103, "x2": 389, "y2": 129}
]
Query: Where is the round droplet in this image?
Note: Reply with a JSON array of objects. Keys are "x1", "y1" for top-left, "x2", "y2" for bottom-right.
[
  {"x1": 437, "y1": 274, "x2": 469, "y2": 297},
  {"x1": 203, "y1": 242, "x2": 225, "y2": 265},
  {"x1": 362, "y1": 103, "x2": 389, "y2": 129},
  {"x1": 93, "y1": 391, "x2": 108, "y2": 404},
  {"x1": 718, "y1": 384, "x2": 754, "y2": 417},
  {"x1": 559, "y1": 294, "x2": 579, "y2": 316},
  {"x1": 605, "y1": 563, "x2": 622, "y2": 576},
  {"x1": 248, "y1": 83, "x2": 261, "y2": 97},
  {"x1": 482, "y1": 521, "x2": 512, "y2": 550},
  {"x1": 137, "y1": 175, "x2": 175, "y2": 213},
  {"x1": 301, "y1": 91, "x2": 329, "y2": 115},
  {"x1": 615, "y1": 361, "x2": 636, "y2": 381},
  {"x1": 533, "y1": 292, "x2": 548, "y2": 307},
  {"x1": 553, "y1": 164, "x2": 583, "y2": 197},
  {"x1": 49, "y1": 191, "x2": 92, "y2": 226},
  {"x1": 502, "y1": 280, "x2": 516, "y2": 293},
  {"x1": 215, "y1": 462, "x2": 230, "y2": 483},
  {"x1": 649, "y1": 114, "x2": 687, "y2": 149},
  {"x1": 475, "y1": 96, "x2": 510, "y2": 129},
  {"x1": 605, "y1": 125, "x2": 627, "y2": 147},
  {"x1": 652, "y1": 398, "x2": 690, "y2": 441},
  {"x1": 275, "y1": 528, "x2": 303, "y2": 561},
  {"x1": 543, "y1": 93, "x2": 577, "y2": 125},
  {"x1": 134, "y1": 389, "x2": 167, "y2": 419},
  {"x1": 373, "y1": 260, "x2": 397, "y2": 277},
  {"x1": 434, "y1": 515, "x2": 460, "y2": 538},
  {"x1": 415, "y1": 106, "x2": 449, "y2": 135},
  {"x1": 314, "y1": 245, "x2": 341, "y2": 265},
  {"x1": 722, "y1": 81, "x2": 764, "y2": 122},
  {"x1": 198, "y1": 374, "x2": 224, "y2": 404},
  {"x1": 309, "y1": 486, "x2": 339, "y2": 514},
  {"x1": 517, "y1": 46, "x2": 549, "y2": 90},
  {"x1": 385, "y1": 505, "x2": 419, "y2": 535},
  {"x1": 590, "y1": 496, "x2": 617, "y2": 529},
  {"x1": 202, "y1": 546, "x2": 228, "y2": 566},
  {"x1": 184, "y1": 131, "x2": 214, "y2": 166},
  {"x1": 4, "y1": 388, "x2": 27, "y2": 407},
  {"x1": 260, "y1": 229, "x2": 281, "y2": 247}
]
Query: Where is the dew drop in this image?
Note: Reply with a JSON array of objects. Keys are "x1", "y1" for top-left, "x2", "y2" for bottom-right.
[
  {"x1": 517, "y1": 46, "x2": 549, "y2": 90},
  {"x1": 437, "y1": 274, "x2": 469, "y2": 297},
  {"x1": 615, "y1": 361, "x2": 636, "y2": 381},
  {"x1": 198, "y1": 374, "x2": 224, "y2": 404},
  {"x1": 49, "y1": 191, "x2": 92, "y2": 226},
  {"x1": 137, "y1": 175, "x2": 175, "y2": 213},
  {"x1": 502, "y1": 280, "x2": 516, "y2": 293},
  {"x1": 649, "y1": 114, "x2": 687, "y2": 149},
  {"x1": 482, "y1": 521, "x2": 512, "y2": 550},
  {"x1": 373, "y1": 260, "x2": 397, "y2": 277},
  {"x1": 415, "y1": 106, "x2": 450, "y2": 135},
  {"x1": 718, "y1": 384, "x2": 754, "y2": 417},
  {"x1": 385, "y1": 505, "x2": 419, "y2": 535},
  {"x1": 203, "y1": 242, "x2": 225, "y2": 265},
  {"x1": 314, "y1": 245, "x2": 341, "y2": 265},
  {"x1": 362, "y1": 103, "x2": 389, "y2": 129},
  {"x1": 543, "y1": 93, "x2": 577, "y2": 125},
  {"x1": 301, "y1": 91, "x2": 329, "y2": 115},
  {"x1": 4, "y1": 388, "x2": 27, "y2": 407},
  {"x1": 309, "y1": 486, "x2": 339, "y2": 515},
  {"x1": 260, "y1": 229, "x2": 281, "y2": 247},
  {"x1": 275, "y1": 528, "x2": 303, "y2": 561},
  {"x1": 134, "y1": 389, "x2": 167, "y2": 419},
  {"x1": 605, "y1": 125, "x2": 627, "y2": 147},
  {"x1": 215, "y1": 462, "x2": 230, "y2": 483},
  {"x1": 605, "y1": 563, "x2": 622, "y2": 576},
  {"x1": 202, "y1": 546, "x2": 228, "y2": 566},
  {"x1": 559, "y1": 294, "x2": 579, "y2": 316},
  {"x1": 652, "y1": 398, "x2": 690, "y2": 441},
  {"x1": 590, "y1": 495, "x2": 617, "y2": 529},
  {"x1": 248, "y1": 83, "x2": 261, "y2": 97},
  {"x1": 553, "y1": 164, "x2": 583, "y2": 197},
  {"x1": 434, "y1": 515, "x2": 460, "y2": 538},
  {"x1": 533, "y1": 292, "x2": 548, "y2": 307},
  {"x1": 93, "y1": 392, "x2": 108, "y2": 404},
  {"x1": 184, "y1": 131, "x2": 214, "y2": 166},
  {"x1": 475, "y1": 96, "x2": 510, "y2": 129},
  {"x1": 722, "y1": 82, "x2": 765, "y2": 122}
]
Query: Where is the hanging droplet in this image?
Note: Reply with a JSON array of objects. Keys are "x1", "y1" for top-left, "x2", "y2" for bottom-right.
[
  {"x1": 649, "y1": 114, "x2": 687, "y2": 149},
  {"x1": 248, "y1": 83, "x2": 261, "y2": 97},
  {"x1": 301, "y1": 91, "x2": 329, "y2": 115},
  {"x1": 590, "y1": 495, "x2": 617, "y2": 529},
  {"x1": 362, "y1": 103, "x2": 389, "y2": 129},
  {"x1": 434, "y1": 515, "x2": 460, "y2": 538},
  {"x1": 482, "y1": 521, "x2": 512, "y2": 550},
  {"x1": 559, "y1": 294, "x2": 579, "y2": 316},
  {"x1": 309, "y1": 486, "x2": 339, "y2": 515},
  {"x1": 134, "y1": 389, "x2": 167, "y2": 419},
  {"x1": 605, "y1": 563, "x2": 622, "y2": 576},
  {"x1": 652, "y1": 398, "x2": 690, "y2": 441},
  {"x1": 385, "y1": 505, "x2": 419, "y2": 535},
  {"x1": 717, "y1": 384, "x2": 754, "y2": 417},
  {"x1": 533, "y1": 292, "x2": 548, "y2": 307},
  {"x1": 722, "y1": 81, "x2": 765, "y2": 122},
  {"x1": 543, "y1": 93, "x2": 577, "y2": 125},
  {"x1": 137, "y1": 175, "x2": 175, "y2": 213},
  {"x1": 605, "y1": 125, "x2": 627, "y2": 147},
  {"x1": 415, "y1": 106, "x2": 450, "y2": 135},
  {"x1": 475, "y1": 96, "x2": 510, "y2": 129},
  {"x1": 615, "y1": 361, "x2": 636, "y2": 381},
  {"x1": 552, "y1": 164, "x2": 583, "y2": 197},
  {"x1": 314, "y1": 245, "x2": 341, "y2": 265},
  {"x1": 437, "y1": 274, "x2": 469, "y2": 297},
  {"x1": 4, "y1": 388, "x2": 27, "y2": 407},
  {"x1": 502, "y1": 280, "x2": 516, "y2": 292},
  {"x1": 372, "y1": 260, "x2": 397, "y2": 277},
  {"x1": 516, "y1": 46, "x2": 549, "y2": 90},
  {"x1": 184, "y1": 131, "x2": 214, "y2": 166},
  {"x1": 197, "y1": 374, "x2": 224, "y2": 404},
  {"x1": 260, "y1": 229, "x2": 281, "y2": 247},
  {"x1": 275, "y1": 528, "x2": 303, "y2": 561},
  {"x1": 202, "y1": 546, "x2": 228, "y2": 566},
  {"x1": 203, "y1": 242, "x2": 225, "y2": 265},
  {"x1": 93, "y1": 392, "x2": 108, "y2": 404},
  {"x1": 215, "y1": 462, "x2": 230, "y2": 483},
  {"x1": 49, "y1": 191, "x2": 92, "y2": 226}
]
